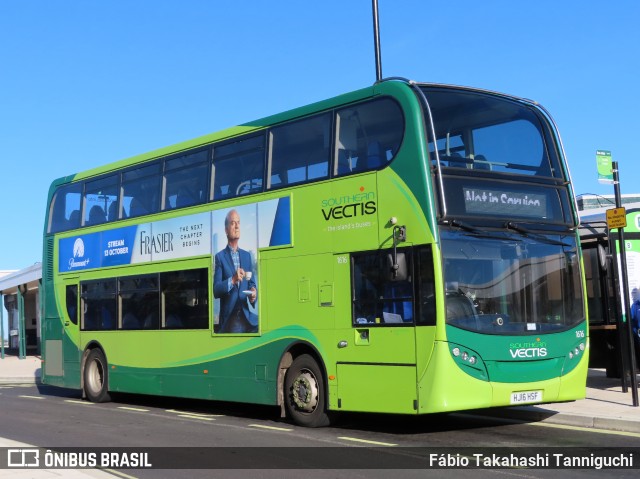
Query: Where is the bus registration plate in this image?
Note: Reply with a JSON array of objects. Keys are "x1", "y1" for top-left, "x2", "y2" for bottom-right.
[{"x1": 510, "y1": 390, "x2": 542, "y2": 404}]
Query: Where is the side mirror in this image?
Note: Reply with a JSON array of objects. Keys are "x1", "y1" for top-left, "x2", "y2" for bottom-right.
[
  {"x1": 387, "y1": 252, "x2": 408, "y2": 281},
  {"x1": 597, "y1": 244, "x2": 608, "y2": 271},
  {"x1": 390, "y1": 224, "x2": 407, "y2": 279}
]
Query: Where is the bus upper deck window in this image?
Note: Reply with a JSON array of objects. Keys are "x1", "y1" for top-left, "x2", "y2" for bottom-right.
[
  {"x1": 334, "y1": 98, "x2": 404, "y2": 177},
  {"x1": 163, "y1": 149, "x2": 209, "y2": 210},
  {"x1": 83, "y1": 174, "x2": 119, "y2": 226},
  {"x1": 212, "y1": 135, "x2": 265, "y2": 201},
  {"x1": 269, "y1": 113, "x2": 331, "y2": 189},
  {"x1": 122, "y1": 163, "x2": 161, "y2": 219},
  {"x1": 48, "y1": 183, "x2": 82, "y2": 233}
]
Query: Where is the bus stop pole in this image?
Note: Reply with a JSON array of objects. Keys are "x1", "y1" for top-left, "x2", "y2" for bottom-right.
[
  {"x1": 613, "y1": 161, "x2": 639, "y2": 405},
  {"x1": 610, "y1": 233, "x2": 628, "y2": 392}
]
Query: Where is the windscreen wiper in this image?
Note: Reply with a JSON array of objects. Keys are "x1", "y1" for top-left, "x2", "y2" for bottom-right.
[
  {"x1": 504, "y1": 222, "x2": 571, "y2": 247},
  {"x1": 444, "y1": 219, "x2": 480, "y2": 233},
  {"x1": 443, "y1": 219, "x2": 513, "y2": 241}
]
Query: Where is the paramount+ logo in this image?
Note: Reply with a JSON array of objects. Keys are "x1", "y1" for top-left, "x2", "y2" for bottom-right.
[
  {"x1": 68, "y1": 238, "x2": 90, "y2": 269},
  {"x1": 509, "y1": 338, "x2": 548, "y2": 359}
]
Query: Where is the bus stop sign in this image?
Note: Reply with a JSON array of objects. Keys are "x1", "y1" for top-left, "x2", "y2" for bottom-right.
[{"x1": 606, "y1": 207, "x2": 627, "y2": 230}]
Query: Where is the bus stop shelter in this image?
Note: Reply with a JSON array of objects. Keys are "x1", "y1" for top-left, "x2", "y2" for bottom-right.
[{"x1": 0, "y1": 263, "x2": 42, "y2": 359}]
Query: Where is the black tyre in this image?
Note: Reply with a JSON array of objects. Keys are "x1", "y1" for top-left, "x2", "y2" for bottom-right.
[
  {"x1": 83, "y1": 348, "x2": 111, "y2": 403},
  {"x1": 284, "y1": 354, "x2": 330, "y2": 427}
]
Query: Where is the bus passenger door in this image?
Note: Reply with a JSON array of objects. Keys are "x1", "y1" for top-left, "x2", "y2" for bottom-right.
[
  {"x1": 61, "y1": 278, "x2": 81, "y2": 387},
  {"x1": 42, "y1": 276, "x2": 80, "y2": 387},
  {"x1": 332, "y1": 250, "x2": 418, "y2": 414}
]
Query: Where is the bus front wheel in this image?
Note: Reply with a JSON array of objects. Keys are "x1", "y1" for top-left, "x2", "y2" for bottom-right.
[
  {"x1": 83, "y1": 349, "x2": 111, "y2": 403},
  {"x1": 284, "y1": 354, "x2": 329, "y2": 427}
]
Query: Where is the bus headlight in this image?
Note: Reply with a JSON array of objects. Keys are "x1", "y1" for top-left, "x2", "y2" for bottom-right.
[
  {"x1": 449, "y1": 344, "x2": 487, "y2": 381},
  {"x1": 567, "y1": 341, "x2": 587, "y2": 362}
]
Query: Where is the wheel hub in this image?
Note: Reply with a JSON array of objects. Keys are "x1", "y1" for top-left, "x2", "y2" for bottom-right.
[
  {"x1": 87, "y1": 360, "x2": 104, "y2": 393},
  {"x1": 292, "y1": 371, "x2": 318, "y2": 412}
]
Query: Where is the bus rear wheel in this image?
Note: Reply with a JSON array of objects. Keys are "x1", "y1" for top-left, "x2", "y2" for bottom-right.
[
  {"x1": 284, "y1": 354, "x2": 329, "y2": 427},
  {"x1": 84, "y1": 349, "x2": 111, "y2": 403}
]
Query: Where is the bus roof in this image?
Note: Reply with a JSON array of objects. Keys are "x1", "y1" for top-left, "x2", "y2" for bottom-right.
[
  {"x1": 58, "y1": 84, "x2": 381, "y2": 184},
  {"x1": 52, "y1": 79, "x2": 547, "y2": 188}
]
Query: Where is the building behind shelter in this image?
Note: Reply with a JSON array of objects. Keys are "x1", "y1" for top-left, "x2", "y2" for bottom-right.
[{"x1": 0, "y1": 264, "x2": 42, "y2": 357}]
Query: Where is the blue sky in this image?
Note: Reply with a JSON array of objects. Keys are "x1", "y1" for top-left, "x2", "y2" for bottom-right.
[{"x1": 0, "y1": 0, "x2": 638, "y2": 273}]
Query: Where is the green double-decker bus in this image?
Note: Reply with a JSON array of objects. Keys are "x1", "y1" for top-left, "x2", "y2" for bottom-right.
[{"x1": 41, "y1": 79, "x2": 588, "y2": 427}]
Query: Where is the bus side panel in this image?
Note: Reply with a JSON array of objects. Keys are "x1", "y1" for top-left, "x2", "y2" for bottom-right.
[
  {"x1": 62, "y1": 333, "x2": 81, "y2": 389},
  {"x1": 42, "y1": 321, "x2": 81, "y2": 389},
  {"x1": 106, "y1": 336, "x2": 304, "y2": 405},
  {"x1": 262, "y1": 255, "x2": 336, "y2": 334},
  {"x1": 557, "y1": 350, "x2": 589, "y2": 402},
  {"x1": 414, "y1": 325, "x2": 437, "y2": 390},
  {"x1": 418, "y1": 341, "x2": 493, "y2": 413},
  {"x1": 336, "y1": 364, "x2": 417, "y2": 414}
]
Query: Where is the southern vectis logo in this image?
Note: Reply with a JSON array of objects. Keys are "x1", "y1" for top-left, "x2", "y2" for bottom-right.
[{"x1": 321, "y1": 186, "x2": 376, "y2": 221}]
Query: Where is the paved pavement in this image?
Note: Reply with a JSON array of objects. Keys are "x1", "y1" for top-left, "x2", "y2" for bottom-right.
[
  {"x1": 475, "y1": 368, "x2": 640, "y2": 434},
  {"x1": 0, "y1": 355, "x2": 41, "y2": 384},
  {"x1": 0, "y1": 354, "x2": 639, "y2": 476}
]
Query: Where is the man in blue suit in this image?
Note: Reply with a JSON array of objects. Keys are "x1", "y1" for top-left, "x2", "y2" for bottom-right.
[{"x1": 213, "y1": 209, "x2": 258, "y2": 333}]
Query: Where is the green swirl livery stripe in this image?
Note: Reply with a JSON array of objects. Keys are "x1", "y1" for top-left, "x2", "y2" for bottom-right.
[
  {"x1": 114, "y1": 326, "x2": 321, "y2": 370},
  {"x1": 106, "y1": 331, "x2": 324, "y2": 405},
  {"x1": 387, "y1": 172, "x2": 434, "y2": 241}
]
